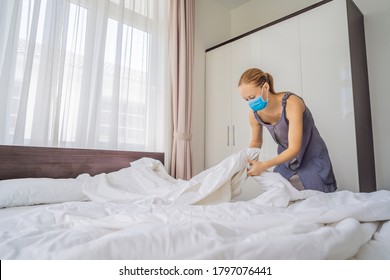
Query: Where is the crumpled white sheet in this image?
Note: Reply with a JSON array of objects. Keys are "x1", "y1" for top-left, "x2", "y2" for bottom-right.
[
  {"x1": 82, "y1": 148, "x2": 254, "y2": 205},
  {"x1": 82, "y1": 148, "x2": 317, "y2": 206},
  {"x1": 1, "y1": 189, "x2": 389, "y2": 260}
]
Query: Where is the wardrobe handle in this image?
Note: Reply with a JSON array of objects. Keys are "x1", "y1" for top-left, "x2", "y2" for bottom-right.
[
  {"x1": 232, "y1": 125, "x2": 235, "y2": 146},
  {"x1": 227, "y1": 126, "x2": 230, "y2": 146}
]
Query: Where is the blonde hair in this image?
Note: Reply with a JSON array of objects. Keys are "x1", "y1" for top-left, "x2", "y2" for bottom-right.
[{"x1": 238, "y1": 68, "x2": 275, "y2": 94}]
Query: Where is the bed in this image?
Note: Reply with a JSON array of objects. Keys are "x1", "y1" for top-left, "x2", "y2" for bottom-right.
[{"x1": 0, "y1": 145, "x2": 389, "y2": 260}]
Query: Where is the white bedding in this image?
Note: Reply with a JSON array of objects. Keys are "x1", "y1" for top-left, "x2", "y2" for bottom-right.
[{"x1": 0, "y1": 149, "x2": 389, "y2": 259}]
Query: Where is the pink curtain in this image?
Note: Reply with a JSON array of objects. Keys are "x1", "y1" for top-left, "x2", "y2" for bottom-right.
[{"x1": 169, "y1": 0, "x2": 194, "y2": 180}]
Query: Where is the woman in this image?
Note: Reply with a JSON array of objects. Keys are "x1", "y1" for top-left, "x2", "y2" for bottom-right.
[{"x1": 238, "y1": 68, "x2": 337, "y2": 192}]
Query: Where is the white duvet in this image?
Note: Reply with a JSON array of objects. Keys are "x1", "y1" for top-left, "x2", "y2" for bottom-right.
[{"x1": 0, "y1": 149, "x2": 389, "y2": 259}]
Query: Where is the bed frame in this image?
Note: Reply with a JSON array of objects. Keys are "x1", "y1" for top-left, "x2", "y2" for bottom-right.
[{"x1": 0, "y1": 145, "x2": 165, "y2": 180}]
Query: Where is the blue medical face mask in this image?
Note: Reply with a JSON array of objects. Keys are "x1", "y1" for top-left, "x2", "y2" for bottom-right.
[{"x1": 248, "y1": 87, "x2": 268, "y2": 111}]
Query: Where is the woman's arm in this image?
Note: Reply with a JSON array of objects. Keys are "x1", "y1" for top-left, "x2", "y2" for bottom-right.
[
  {"x1": 247, "y1": 95, "x2": 305, "y2": 176},
  {"x1": 248, "y1": 111, "x2": 263, "y2": 148}
]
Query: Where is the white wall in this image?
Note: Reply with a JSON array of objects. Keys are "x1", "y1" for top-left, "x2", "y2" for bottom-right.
[
  {"x1": 354, "y1": 0, "x2": 390, "y2": 191},
  {"x1": 193, "y1": 0, "x2": 390, "y2": 190}
]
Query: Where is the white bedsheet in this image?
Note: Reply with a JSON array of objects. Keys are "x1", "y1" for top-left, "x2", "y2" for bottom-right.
[
  {"x1": 0, "y1": 149, "x2": 389, "y2": 259},
  {"x1": 82, "y1": 148, "x2": 261, "y2": 205}
]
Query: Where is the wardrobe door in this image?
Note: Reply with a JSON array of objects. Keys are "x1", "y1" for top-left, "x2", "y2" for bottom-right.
[
  {"x1": 299, "y1": 0, "x2": 359, "y2": 191},
  {"x1": 260, "y1": 16, "x2": 303, "y2": 165},
  {"x1": 205, "y1": 44, "x2": 232, "y2": 168},
  {"x1": 260, "y1": 17, "x2": 302, "y2": 96},
  {"x1": 230, "y1": 33, "x2": 267, "y2": 199},
  {"x1": 231, "y1": 33, "x2": 262, "y2": 155}
]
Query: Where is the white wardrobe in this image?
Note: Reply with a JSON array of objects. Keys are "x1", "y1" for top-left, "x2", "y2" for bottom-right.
[{"x1": 205, "y1": 0, "x2": 376, "y2": 192}]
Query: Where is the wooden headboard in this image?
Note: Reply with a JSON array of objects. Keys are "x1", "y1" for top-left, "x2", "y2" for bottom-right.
[{"x1": 0, "y1": 145, "x2": 165, "y2": 180}]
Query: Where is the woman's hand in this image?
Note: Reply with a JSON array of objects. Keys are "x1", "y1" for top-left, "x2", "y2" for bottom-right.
[{"x1": 247, "y1": 159, "x2": 268, "y2": 176}]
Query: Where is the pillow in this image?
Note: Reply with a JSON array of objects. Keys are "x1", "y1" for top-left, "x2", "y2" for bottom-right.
[{"x1": 0, "y1": 175, "x2": 89, "y2": 208}]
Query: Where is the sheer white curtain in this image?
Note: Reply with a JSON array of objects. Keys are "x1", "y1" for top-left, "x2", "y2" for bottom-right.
[{"x1": 0, "y1": 0, "x2": 169, "y2": 152}]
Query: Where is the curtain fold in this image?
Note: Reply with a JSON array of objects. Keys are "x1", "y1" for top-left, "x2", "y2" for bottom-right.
[
  {"x1": 0, "y1": 0, "x2": 169, "y2": 153},
  {"x1": 169, "y1": 0, "x2": 194, "y2": 180}
]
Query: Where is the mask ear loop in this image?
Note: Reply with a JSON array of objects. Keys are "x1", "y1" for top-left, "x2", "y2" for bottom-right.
[{"x1": 261, "y1": 84, "x2": 269, "y2": 102}]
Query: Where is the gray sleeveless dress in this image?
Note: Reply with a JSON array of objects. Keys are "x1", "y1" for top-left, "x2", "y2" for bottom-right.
[{"x1": 253, "y1": 92, "x2": 337, "y2": 193}]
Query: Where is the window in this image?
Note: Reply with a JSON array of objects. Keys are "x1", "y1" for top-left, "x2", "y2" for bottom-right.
[{"x1": 0, "y1": 0, "x2": 168, "y2": 152}]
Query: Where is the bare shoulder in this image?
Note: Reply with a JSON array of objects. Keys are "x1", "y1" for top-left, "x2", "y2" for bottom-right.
[{"x1": 286, "y1": 94, "x2": 305, "y2": 113}]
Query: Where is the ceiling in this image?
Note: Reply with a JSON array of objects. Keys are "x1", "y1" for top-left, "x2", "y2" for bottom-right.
[
  {"x1": 213, "y1": 0, "x2": 251, "y2": 10},
  {"x1": 213, "y1": 0, "x2": 389, "y2": 15}
]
